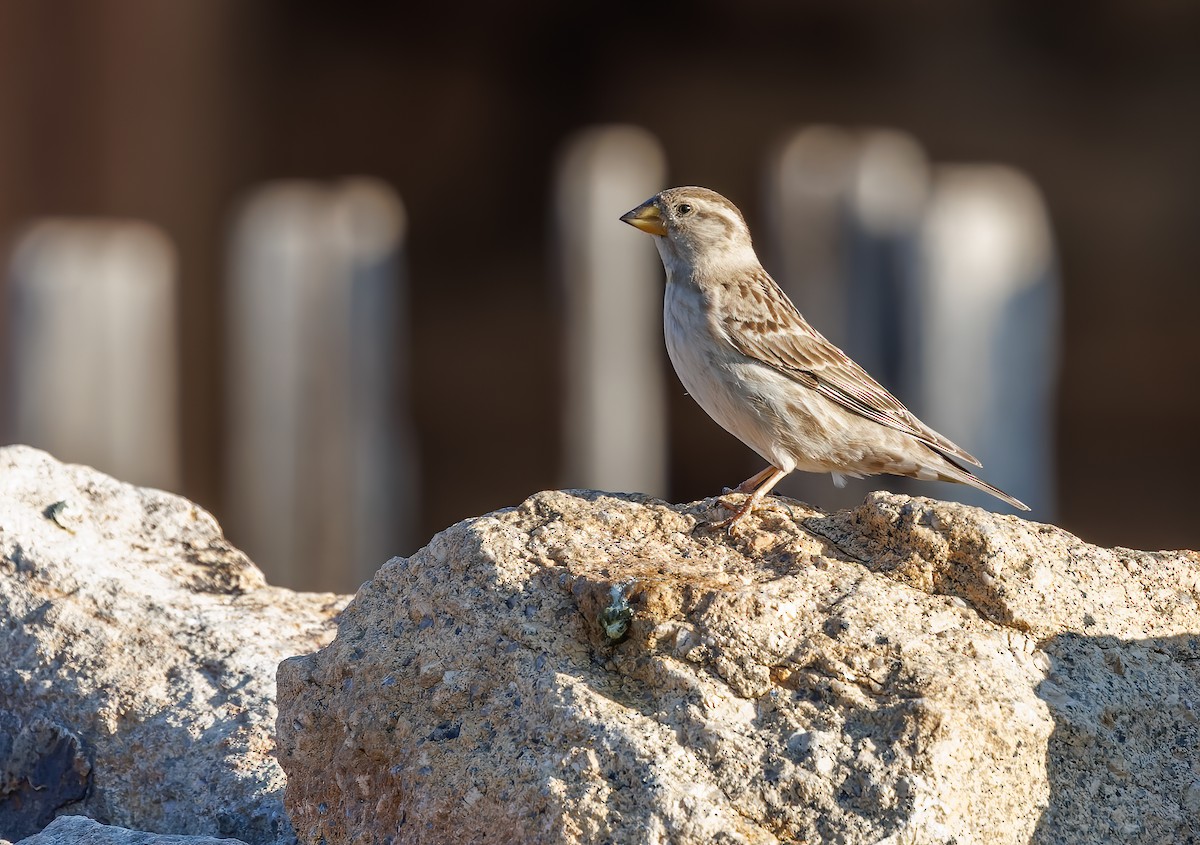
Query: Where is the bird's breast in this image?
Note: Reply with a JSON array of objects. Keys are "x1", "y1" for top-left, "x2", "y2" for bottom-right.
[
  {"x1": 663, "y1": 278, "x2": 720, "y2": 386},
  {"x1": 663, "y1": 278, "x2": 793, "y2": 469}
]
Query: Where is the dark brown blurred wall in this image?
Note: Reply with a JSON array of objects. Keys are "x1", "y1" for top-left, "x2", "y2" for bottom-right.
[
  {"x1": 0, "y1": 0, "x2": 259, "y2": 515},
  {"x1": 1, "y1": 0, "x2": 1197, "y2": 554}
]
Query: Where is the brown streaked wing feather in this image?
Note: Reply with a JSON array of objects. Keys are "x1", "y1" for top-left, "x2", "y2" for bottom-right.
[{"x1": 722, "y1": 269, "x2": 982, "y2": 467}]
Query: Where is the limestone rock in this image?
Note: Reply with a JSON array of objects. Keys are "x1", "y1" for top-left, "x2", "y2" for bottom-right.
[
  {"x1": 277, "y1": 489, "x2": 1200, "y2": 845},
  {"x1": 0, "y1": 446, "x2": 347, "y2": 843},
  {"x1": 14, "y1": 816, "x2": 248, "y2": 845}
]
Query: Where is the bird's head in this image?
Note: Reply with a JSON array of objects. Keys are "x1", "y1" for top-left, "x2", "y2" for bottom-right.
[{"x1": 620, "y1": 186, "x2": 758, "y2": 276}]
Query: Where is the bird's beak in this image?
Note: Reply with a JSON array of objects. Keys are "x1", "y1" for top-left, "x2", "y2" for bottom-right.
[{"x1": 620, "y1": 200, "x2": 667, "y2": 236}]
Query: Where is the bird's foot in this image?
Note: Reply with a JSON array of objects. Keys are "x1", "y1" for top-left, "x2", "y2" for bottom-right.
[
  {"x1": 709, "y1": 496, "x2": 756, "y2": 535},
  {"x1": 708, "y1": 466, "x2": 791, "y2": 536},
  {"x1": 711, "y1": 493, "x2": 788, "y2": 535}
]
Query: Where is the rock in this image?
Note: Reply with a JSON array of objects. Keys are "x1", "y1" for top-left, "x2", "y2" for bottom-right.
[
  {"x1": 0, "y1": 446, "x2": 348, "y2": 843},
  {"x1": 14, "y1": 816, "x2": 249, "y2": 845},
  {"x1": 5, "y1": 444, "x2": 1195, "y2": 844},
  {"x1": 277, "y1": 489, "x2": 1200, "y2": 845}
]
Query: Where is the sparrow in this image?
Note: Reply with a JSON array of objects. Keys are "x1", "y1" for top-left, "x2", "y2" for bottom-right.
[{"x1": 620, "y1": 186, "x2": 1028, "y2": 531}]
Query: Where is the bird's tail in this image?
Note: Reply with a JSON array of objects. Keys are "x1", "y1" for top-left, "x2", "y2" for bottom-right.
[{"x1": 935, "y1": 457, "x2": 1030, "y2": 511}]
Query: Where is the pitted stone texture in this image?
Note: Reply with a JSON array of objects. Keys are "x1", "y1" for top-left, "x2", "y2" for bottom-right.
[
  {"x1": 276, "y1": 489, "x2": 1200, "y2": 844},
  {"x1": 0, "y1": 446, "x2": 347, "y2": 843},
  {"x1": 13, "y1": 816, "x2": 249, "y2": 845}
]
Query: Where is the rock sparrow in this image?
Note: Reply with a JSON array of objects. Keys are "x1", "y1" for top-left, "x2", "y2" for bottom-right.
[{"x1": 620, "y1": 186, "x2": 1028, "y2": 531}]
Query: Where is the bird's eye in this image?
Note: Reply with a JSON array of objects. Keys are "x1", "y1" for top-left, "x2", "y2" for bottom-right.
[{"x1": 677, "y1": 203, "x2": 693, "y2": 216}]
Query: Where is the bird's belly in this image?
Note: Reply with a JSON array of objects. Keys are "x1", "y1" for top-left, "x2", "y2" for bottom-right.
[{"x1": 664, "y1": 288, "x2": 800, "y2": 472}]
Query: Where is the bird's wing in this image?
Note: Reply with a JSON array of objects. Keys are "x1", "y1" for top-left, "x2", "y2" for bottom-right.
[{"x1": 721, "y1": 269, "x2": 982, "y2": 467}]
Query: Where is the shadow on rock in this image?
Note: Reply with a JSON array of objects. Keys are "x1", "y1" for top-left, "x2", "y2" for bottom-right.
[{"x1": 1032, "y1": 631, "x2": 1200, "y2": 844}]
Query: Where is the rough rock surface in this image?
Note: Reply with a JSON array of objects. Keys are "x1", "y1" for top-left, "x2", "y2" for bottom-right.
[
  {"x1": 277, "y1": 489, "x2": 1200, "y2": 845},
  {"x1": 0, "y1": 446, "x2": 347, "y2": 843},
  {"x1": 13, "y1": 815, "x2": 248, "y2": 845}
]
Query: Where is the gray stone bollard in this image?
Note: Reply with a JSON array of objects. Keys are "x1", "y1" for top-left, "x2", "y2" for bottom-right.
[
  {"x1": 904, "y1": 165, "x2": 1060, "y2": 515},
  {"x1": 225, "y1": 178, "x2": 413, "y2": 591},
  {"x1": 4, "y1": 219, "x2": 181, "y2": 491},
  {"x1": 766, "y1": 130, "x2": 1057, "y2": 514},
  {"x1": 765, "y1": 127, "x2": 931, "y2": 509},
  {"x1": 555, "y1": 126, "x2": 668, "y2": 498}
]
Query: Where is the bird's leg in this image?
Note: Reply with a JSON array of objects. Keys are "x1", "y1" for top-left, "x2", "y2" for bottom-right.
[
  {"x1": 712, "y1": 466, "x2": 790, "y2": 533},
  {"x1": 727, "y1": 465, "x2": 776, "y2": 494},
  {"x1": 717, "y1": 465, "x2": 776, "y2": 508}
]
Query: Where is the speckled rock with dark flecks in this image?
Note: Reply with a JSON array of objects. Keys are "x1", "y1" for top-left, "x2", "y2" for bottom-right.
[
  {"x1": 276, "y1": 488, "x2": 1200, "y2": 844},
  {"x1": 0, "y1": 446, "x2": 346, "y2": 843}
]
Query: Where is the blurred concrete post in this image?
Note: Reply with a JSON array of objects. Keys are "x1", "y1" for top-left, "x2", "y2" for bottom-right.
[
  {"x1": 906, "y1": 165, "x2": 1059, "y2": 515},
  {"x1": 766, "y1": 126, "x2": 862, "y2": 347},
  {"x1": 4, "y1": 219, "x2": 181, "y2": 490},
  {"x1": 766, "y1": 127, "x2": 930, "y2": 508},
  {"x1": 845, "y1": 131, "x2": 931, "y2": 386},
  {"x1": 555, "y1": 126, "x2": 668, "y2": 497},
  {"x1": 226, "y1": 178, "x2": 412, "y2": 591}
]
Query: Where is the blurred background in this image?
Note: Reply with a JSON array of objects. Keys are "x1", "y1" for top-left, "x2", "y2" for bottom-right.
[{"x1": 1, "y1": 1, "x2": 1197, "y2": 592}]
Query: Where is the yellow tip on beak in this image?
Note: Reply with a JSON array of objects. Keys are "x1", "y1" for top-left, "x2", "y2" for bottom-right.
[{"x1": 620, "y1": 201, "x2": 667, "y2": 236}]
